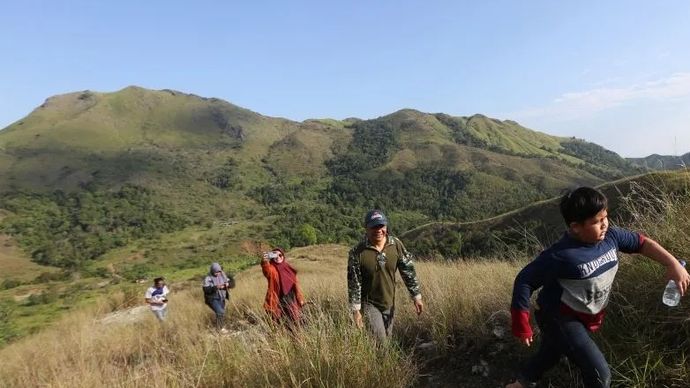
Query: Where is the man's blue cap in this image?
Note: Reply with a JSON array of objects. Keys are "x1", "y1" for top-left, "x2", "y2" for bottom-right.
[{"x1": 364, "y1": 209, "x2": 388, "y2": 228}]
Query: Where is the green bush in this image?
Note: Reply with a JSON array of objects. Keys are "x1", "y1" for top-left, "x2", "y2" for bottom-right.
[
  {"x1": 0, "y1": 185, "x2": 188, "y2": 268},
  {"x1": 0, "y1": 299, "x2": 17, "y2": 345},
  {"x1": 297, "y1": 224, "x2": 318, "y2": 246},
  {"x1": 24, "y1": 289, "x2": 58, "y2": 306},
  {"x1": 1, "y1": 279, "x2": 21, "y2": 290}
]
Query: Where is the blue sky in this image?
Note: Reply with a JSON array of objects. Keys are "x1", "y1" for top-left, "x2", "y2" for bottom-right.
[{"x1": 1, "y1": 1, "x2": 689, "y2": 157}]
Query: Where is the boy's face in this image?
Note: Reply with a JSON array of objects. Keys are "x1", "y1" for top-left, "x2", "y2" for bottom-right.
[{"x1": 570, "y1": 209, "x2": 609, "y2": 244}]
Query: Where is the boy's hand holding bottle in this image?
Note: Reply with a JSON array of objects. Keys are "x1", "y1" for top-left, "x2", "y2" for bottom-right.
[{"x1": 663, "y1": 259, "x2": 689, "y2": 306}]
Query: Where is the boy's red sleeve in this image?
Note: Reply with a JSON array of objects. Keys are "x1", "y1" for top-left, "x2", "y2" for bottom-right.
[{"x1": 511, "y1": 308, "x2": 533, "y2": 339}]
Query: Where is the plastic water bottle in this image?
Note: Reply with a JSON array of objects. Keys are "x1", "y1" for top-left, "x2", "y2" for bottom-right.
[{"x1": 662, "y1": 259, "x2": 687, "y2": 307}]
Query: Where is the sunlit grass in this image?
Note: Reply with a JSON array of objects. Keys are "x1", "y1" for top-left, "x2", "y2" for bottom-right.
[{"x1": 1, "y1": 174, "x2": 689, "y2": 387}]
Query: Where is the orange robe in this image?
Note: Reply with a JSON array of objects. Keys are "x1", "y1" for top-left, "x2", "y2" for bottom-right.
[{"x1": 261, "y1": 260, "x2": 305, "y2": 320}]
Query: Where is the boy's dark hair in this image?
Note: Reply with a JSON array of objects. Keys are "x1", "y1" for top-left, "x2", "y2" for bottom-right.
[
  {"x1": 559, "y1": 187, "x2": 608, "y2": 225},
  {"x1": 154, "y1": 277, "x2": 165, "y2": 284}
]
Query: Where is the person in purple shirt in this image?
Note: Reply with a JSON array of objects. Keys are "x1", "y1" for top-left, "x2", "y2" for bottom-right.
[{"x1": 506, "y1": 187, "x2": 690, "y2": 388}]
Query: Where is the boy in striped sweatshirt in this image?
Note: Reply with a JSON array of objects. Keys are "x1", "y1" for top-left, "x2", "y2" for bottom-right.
[{"x1": 506, "y1": 187, "x2": 689, "y2": 388}]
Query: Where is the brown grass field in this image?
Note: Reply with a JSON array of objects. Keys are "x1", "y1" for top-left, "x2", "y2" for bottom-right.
[{"x1": 0, "y1": 243, "x2": 523, "y2": 387}]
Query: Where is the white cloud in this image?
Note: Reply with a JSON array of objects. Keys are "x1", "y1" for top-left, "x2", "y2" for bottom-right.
[
  {"x1": 502, "y1": 72, "x2": 690, "y2": 156},
  {"x1": 512, "y1": 72, "x2": 690, "y2": 122}
]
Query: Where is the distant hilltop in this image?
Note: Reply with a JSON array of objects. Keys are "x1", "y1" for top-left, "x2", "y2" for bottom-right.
[{"x1": 627, "y1": 153, "x2": 690, "y2": 170}]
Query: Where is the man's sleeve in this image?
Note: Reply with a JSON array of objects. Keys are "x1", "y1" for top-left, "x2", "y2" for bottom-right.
[
  {"x1": 395, "y1": 239, "x2": 421, "y2": 300},
  {"x1": 347, "y1": 248, "x2": 363, "y2": 311},
  {"x1": 144, "y1": 288, "x2": 152, "y2": 299}
]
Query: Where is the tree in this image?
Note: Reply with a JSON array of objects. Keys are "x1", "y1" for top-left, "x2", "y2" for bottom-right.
[{"x1": 297, "y1": 224, "x2": 318, "y2": 246}]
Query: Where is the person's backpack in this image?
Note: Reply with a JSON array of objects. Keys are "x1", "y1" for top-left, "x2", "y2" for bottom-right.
[
  {"x1": 202, "y1": 275, "x2": 236, "y2": 304},
  {"x1": 202, "y1": 283, "x2": 215, "y2": 306}
]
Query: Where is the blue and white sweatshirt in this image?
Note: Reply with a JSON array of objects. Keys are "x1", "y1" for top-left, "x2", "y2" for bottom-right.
[{"x1": 510, "y1": 227, "x2": 645, "y2": 338}]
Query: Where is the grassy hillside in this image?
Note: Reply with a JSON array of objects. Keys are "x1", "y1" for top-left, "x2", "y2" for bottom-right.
[
  {"x1": 1, "y1": 177, "x2": 689, "y2": 387},
  {"x1": 0, "y1": 86, "x2": 649, "y2": 314},
  {"x1": 0, "y1": 87, "x2": 290, "y2": 183},
  {"x1": 0, "y1": 86, "x2": 639, "y2": 196},
  {"x1": 0, "y1": 86, "x2": 652, "y2": 275},
  {"x1": 0, "y1": 244, "x2": 521, "y2": 387},
  {"x1": 2, "y1": 170, "x2": 684, "y2": 348},
  {"x1": 402, "y1": 170, "x2": 690, "y2": 258}
]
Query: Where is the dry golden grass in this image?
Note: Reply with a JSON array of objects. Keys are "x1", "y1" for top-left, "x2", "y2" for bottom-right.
[
  {"x1": 3, "y1": 196, "x2": 690, "y2": 388},
  {"x1": 0, "y1": 243, "x2": 523, "y2": 388},
  {"x1": 0, "y1": 234, "x2": 60, "y2": 282},
  {"x1": 397, "y1": 259, "x2": 516, "y2": 346}
]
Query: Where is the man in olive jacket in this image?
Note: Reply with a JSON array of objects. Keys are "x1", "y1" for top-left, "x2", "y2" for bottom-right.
[{"x1": 347, "y1": 209, "x2": 424, "y2": 342}]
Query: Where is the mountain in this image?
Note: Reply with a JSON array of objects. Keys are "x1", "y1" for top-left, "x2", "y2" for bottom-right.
[
  {"x1": 627, "y1": 152, "x2": 690, "y2": 170},
  {"x1": 0, "y1": 86, "x2": 346, "y2": 194},
  {"x1": 0, "y1": 87, "x2": 641, "y2": 195},
  {"x1": 0, "y1": 86, "x2": 645, "y2": 268}
]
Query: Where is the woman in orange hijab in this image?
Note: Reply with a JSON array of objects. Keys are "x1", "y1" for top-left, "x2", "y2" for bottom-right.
[{"x1": 261, "y1": 247, "x2": 306, "y2": 328}]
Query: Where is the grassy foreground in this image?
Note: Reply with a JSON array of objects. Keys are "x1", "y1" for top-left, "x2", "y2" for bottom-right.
[
  {"x1": 0, "y1": 181, "x2": 689, "y2": 387},
  {"x1": 0, "y1": 244, "x2": 518, "y2": 387}
]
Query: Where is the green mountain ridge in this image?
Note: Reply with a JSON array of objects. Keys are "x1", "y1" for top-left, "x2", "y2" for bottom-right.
[
  {"x1": 0, "y1": 86, "x2": 642, "y2": 193},
  {"x1": 627, "y1": 152, "x2": 690, "y2": 170},
  {"x1": 0, "y1": 85, "x2": 647, "y2": 268},
  {"x1": 1, "y1": 87, "x2": 300, "y2": 191}
]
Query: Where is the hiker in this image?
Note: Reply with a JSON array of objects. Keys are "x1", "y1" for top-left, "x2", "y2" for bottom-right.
[
  {"x1": 506, "y1": 187, "x2": 690, "y2": 388},
  {"x1": 144, "y1": 277, "x2": 169, "y2": 321},
  {"x1": 347, "y1": 209, "x2": 424, "y2": 342},
  {"x1": 261, "y1": 247, "x2": 306, "y2": 329},
  {"x1": 203, "y1": 262, "x2": 235, "y2": 333}
]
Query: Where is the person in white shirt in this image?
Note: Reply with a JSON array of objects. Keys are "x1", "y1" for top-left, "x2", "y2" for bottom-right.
[{"x1": 144, "y1": 277, "x2": 170, "y2": 321}]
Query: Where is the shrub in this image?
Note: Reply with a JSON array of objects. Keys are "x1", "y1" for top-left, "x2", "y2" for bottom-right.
[
  {"x1": 0, "y1": 299, "x2": 17, "y2": 345},
  {"x1": 1, "y1": 279, "x2": 21, "y2": 290}
]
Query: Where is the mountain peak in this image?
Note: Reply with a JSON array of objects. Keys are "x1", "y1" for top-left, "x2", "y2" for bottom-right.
[
  {"x1": 383, "y1": 108, "x2": 428, "y2": 120},
  {"x1": 120, "y1": 85, "x2": 146, "y2": 92}
]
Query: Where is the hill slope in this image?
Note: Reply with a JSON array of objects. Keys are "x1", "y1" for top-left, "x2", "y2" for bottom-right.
[
  {"x1": 0, "y1": 87, "x2": 641, "y2": 197},
  {"x1": 0, "y1": 86, "x2": 645, "y2": 270},
  {"x1": 402, "y1": 170, "x2": 690, "y2": 257}
]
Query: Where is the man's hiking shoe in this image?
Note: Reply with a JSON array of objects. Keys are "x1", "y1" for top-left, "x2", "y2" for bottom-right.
[{"x1": 219, "y1": 328, "x2": 229, "y2": 334}]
